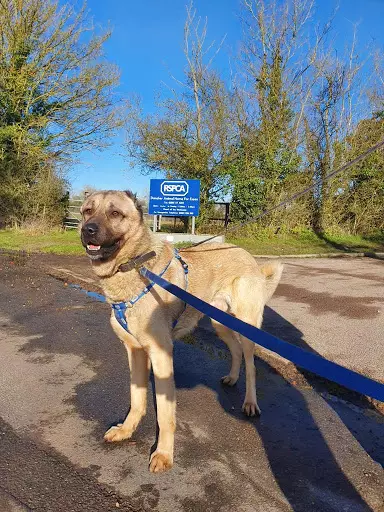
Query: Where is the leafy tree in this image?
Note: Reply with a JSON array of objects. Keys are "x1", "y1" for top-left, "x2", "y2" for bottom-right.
[
  {"x1": 230, "y1": 0, "x2": 304, "y2": 225},
  {"x1": 0, "y1": 0, "x2": 120, "y2": 225},
  {"x1": 334, "y1": 116, "x2": 384, "y2": 234},
  {"x1": 304, "y1": 22, "x2": 365, "y2": 233}
]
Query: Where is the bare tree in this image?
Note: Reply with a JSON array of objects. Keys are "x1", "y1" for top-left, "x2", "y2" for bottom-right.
[
  {"x1": 236, "y1": 0, "x2": 370, "y2": 232},
  {"x1": 304, "y1": 34, "x2": 366, "y2": 232},
  {"x1": 125, "y1": 3, "x2": 236, "y2": 224}
]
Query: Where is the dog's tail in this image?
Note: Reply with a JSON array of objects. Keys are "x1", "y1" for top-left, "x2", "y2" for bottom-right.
[{"x1": 260, "y1": 261, "x2": 284, "y2": 303}]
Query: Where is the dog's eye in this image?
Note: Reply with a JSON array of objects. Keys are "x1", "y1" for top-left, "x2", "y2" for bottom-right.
[
  {"x1": 83, "y1": 208, "x2": 92, "y2": 215},
  {"x1": 111, "y1": 210, "x2": 121, "y2": 218}
]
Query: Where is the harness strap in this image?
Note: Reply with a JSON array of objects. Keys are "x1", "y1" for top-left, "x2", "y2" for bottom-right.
[{"x1": 111, "y1": 248, "x2": 189, "y2": 334}]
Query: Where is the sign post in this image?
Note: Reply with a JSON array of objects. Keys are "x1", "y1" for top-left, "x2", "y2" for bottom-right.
[{"x1": 149, "y1": 179, "x2": 200, "y2": 232}]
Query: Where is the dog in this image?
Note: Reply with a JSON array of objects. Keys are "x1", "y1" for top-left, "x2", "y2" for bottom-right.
[{"x1": 80, "y1": 190, "x2": 283, "y2": 473}]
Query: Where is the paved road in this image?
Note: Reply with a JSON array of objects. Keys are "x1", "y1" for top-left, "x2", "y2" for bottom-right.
[
  {"x1": 0, "y1": 253, "x2": 383, "y2": 511},
  {"x1": 271, "y1": 257, "x2": 384, "y2": 382}
]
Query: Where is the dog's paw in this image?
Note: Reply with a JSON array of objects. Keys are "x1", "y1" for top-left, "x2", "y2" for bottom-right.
[
  {"x1": 242, "y1": 401, "x2": 261, "y2": 417},
  {"x1": 104, "y1": 423, "x2": 132, "y2": 442},
  {"x1": 221, "y1": 375, "x2": 238, "y2": 386},
  {"x1": 149, "y1": 450, "x2": 173, "y2": 473}
]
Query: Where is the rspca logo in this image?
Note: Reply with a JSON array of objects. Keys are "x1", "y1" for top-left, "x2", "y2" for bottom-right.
[{"x1": 160, "y1": 181, "x2": 189, "y2": 197}]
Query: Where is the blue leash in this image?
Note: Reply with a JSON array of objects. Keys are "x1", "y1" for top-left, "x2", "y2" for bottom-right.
[{"x1": 139, "y1": 266, "x2": 384, "y2": 402}]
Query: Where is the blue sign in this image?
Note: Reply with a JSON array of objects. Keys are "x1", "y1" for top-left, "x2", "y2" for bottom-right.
[{"x1": 149, "y1": 179, "x2": 200, "y2": 217}]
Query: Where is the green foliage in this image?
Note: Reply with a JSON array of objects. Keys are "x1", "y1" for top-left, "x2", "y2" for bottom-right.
[
  {"x1": 328, "y1": 117, "x2": 384, "y2": 234},
  {"x1": 230, "y1": 175, "x2": 264, "y2": 221},
  {"x1": 230, "y1": 1, "x2": 302, "y2": 225},
  {"x1": 0, "y1": 0, "x2": 120, "y2": 226}
]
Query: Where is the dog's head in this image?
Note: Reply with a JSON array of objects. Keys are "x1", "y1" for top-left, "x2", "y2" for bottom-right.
[{"x1": 80, "y1": 190, "x2": 144, "y2": 262}]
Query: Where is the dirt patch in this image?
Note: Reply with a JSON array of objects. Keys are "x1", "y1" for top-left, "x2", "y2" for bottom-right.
[
  {"x1": 289, "y1": 262, "x2": 384, "y2": 284},
  {"x1": 276, "y1": 283, "x2": 383, "y2": 319}
]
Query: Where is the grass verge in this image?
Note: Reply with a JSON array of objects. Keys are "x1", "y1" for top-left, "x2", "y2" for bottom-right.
[
  {"x1": 0, "y1": 228, "x2": 383, "y2": 257},
  {"x1": 0, "y1": 229, "x2": 83, "y2": 255},
  {"x1": 228, "y1": 230, "x2": 384, "y2": 255}
]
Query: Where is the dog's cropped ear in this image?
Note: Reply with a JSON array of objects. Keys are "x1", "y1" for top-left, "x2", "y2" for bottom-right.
[{"x1": 125, "y1": 190, "x2": 144, "y2": 221}]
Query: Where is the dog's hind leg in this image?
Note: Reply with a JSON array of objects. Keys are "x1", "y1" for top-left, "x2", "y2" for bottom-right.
[
  {"x1": 104, "y1": 345, "x2": 150, "y2": 442},
  {"x1": 211, "y1": 320, "x2": 243, "y2": 386},
  {"x1": 231, "y1": 277, "x2": 265, "y2": 417},
  {"x1": 239, "y1": 334, "x2": 262, "y2": 417},
  {"x1": 210, "y1": 294, "x2": 243, "y2": 386}
]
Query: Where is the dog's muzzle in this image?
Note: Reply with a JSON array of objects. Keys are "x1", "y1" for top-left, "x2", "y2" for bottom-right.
[{"x1": 81, "y1": 223, "x2": 121, "y2": 261}]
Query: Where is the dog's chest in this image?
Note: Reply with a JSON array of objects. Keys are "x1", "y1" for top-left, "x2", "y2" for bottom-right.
[{"x1": 101, "y1": 272, "x2": 145, "y2": 303}]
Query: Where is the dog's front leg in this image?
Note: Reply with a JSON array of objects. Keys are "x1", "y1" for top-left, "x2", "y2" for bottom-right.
[
  {"x1": 104, "y1": 345, "x2": 150, "y2": 442},
  {"x1": 147, "y1": 340, "x2": 176, "y2": 473}
]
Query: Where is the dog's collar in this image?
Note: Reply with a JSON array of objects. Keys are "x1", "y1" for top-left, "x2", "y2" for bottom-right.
[{"x1": 118, "y1": 251, "x2": 157, "y2": 273}]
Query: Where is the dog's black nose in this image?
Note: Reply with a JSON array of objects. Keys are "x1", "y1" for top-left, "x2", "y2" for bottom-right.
[{"x1": 84, "y1": 223, "x2": 98, "y2": 236}]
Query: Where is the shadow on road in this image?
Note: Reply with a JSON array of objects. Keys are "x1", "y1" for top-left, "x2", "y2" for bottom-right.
[
  {"x1": 263, "y1": 306, "x2": 384, "y2": 465},
  {"x1": 171, "y1": 308, "x2": 380, "y2": 512}
]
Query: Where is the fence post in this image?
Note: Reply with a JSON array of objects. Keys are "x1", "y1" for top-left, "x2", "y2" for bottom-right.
[{"x1": 225, "y1": 203, "x2": 230, "y2": 228}]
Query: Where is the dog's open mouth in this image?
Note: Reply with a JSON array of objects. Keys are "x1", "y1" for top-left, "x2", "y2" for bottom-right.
[
  {"x1": 86, "y1": 244, "x2": 101, "y2": 251},
  {"x1": 84, "y1": 240, "x2": 121, "y2": 260}
]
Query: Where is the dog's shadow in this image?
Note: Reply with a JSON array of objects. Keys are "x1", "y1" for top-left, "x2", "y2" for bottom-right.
[{"x1": 167, "y1": 307, "x2": 381, "y2": 512}]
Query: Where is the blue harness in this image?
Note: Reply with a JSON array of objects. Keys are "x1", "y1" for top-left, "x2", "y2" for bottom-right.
[{"x1": 111, "y1": 249, "x2": 189, "y2": 334}]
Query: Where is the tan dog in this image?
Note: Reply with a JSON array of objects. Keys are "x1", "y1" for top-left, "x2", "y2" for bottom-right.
[{"x1": 80, "y1": 190, "x2": 283, "y2": 473}]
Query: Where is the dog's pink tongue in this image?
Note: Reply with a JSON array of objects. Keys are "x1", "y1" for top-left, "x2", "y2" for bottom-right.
[{"x1": 87, "y1": 244, "x2": 101, "y2": 250}]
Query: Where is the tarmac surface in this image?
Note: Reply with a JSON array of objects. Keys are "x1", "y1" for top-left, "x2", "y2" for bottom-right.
[{"x1": 0, "y1": 251, "x2": 383, "y2": 511}]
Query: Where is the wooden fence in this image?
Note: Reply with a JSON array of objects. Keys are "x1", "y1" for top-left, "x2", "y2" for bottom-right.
[{"x1": 64, "y1": 198, "x2": 230, "y2": 231}]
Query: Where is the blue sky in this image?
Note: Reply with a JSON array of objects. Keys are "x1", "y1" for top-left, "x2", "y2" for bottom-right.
[{"x1": 68, "y1": 0, "x2": 384, "y2": 196}]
